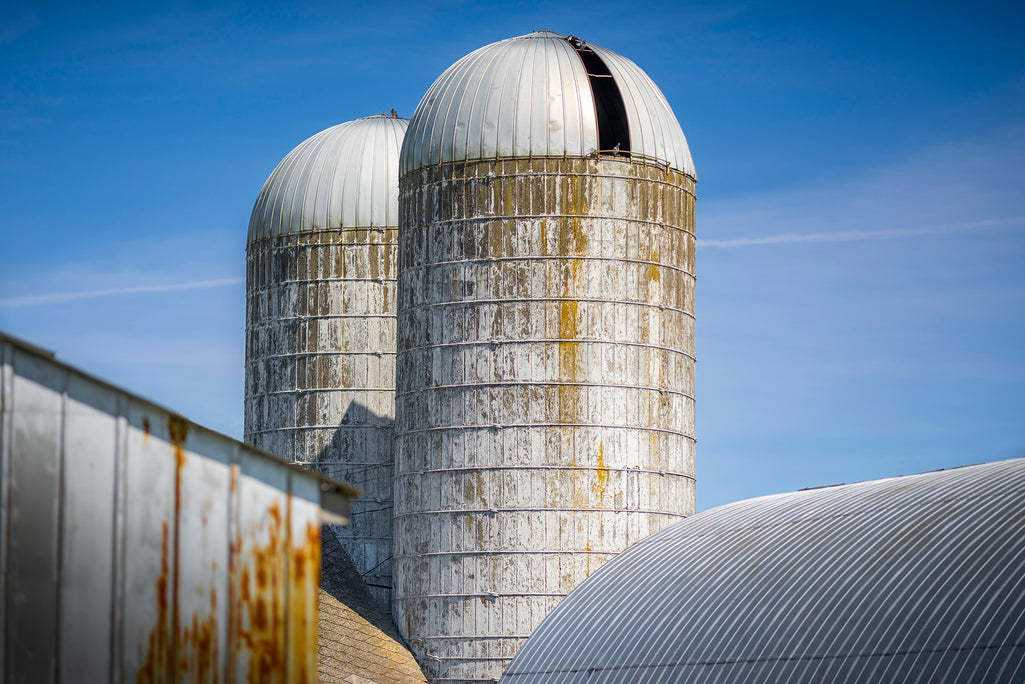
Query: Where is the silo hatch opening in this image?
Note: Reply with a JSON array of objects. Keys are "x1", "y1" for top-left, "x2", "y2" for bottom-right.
[{"x1": 567, "y1": 35, "x2": 631, "y2": 156}]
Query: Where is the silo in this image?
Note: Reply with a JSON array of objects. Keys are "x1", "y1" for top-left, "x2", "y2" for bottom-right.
[
  {"x1": 245, "y1": 114, "x2": 408, "y2": 612},
  {"x1": 393, "y1": 31, "x2": 697, "y2": 683}
]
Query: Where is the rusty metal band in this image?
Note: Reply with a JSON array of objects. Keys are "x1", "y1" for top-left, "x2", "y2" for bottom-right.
[
  {"x1": 246, "y1": 425, "x2": 393, "y2": 434},
  {"x1": 401, "y1": 157, "x2": 694, "y2": 185},
  {"x1": 394, "y1": 464, "x2": 691, "y2": 477},
  {"x1": 298, "y1": 465, "x2": 391, "y2": 473},
  {"x1": 247, "y1": 387, "x2": 396, "y2": 397},
  {"x1": 398, "y1": 337, "x2": 695, "y2": 361},
  {"x1": 402, "y1": 296, "x2": 695, "y2": 318},
  {"x1": 246, "y1": 313, "x2": 397, "y2": 323},
  {"x1": 246, "y1": 277, "x2": 397, "y2": 288},
  {"x1": 394, "y1": 423, "x2": 697, "y2": 439},
  {"x1": 404, "y1": 214, "x2": 695, "y2": 238},
  {"x1": 244, "y1": 352, "x2": 396, "y2": 363},
  {"x1": 396, "y1": 381, "x2": 694, "y2": 401},
  {"x1": 247, "y1": 225, "x2": 394, "y2": 238},
  {"x1": 400, "y1": 254, "x2": 696, "y2": 278}
]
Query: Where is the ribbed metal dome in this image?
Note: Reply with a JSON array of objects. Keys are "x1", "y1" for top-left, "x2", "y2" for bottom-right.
[
  {"x1": 502, "y1": 458, "x2": 1025, "y2": 683},
  {"x1": 249, "y1": 115, "x2": 408, "y2": 242},
  {"x1": 400, "y1": 31, "x2": 694, "y2": 176}
]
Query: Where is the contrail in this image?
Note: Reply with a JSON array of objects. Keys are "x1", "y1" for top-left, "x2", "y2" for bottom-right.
[
  {"x1": 698, "y1": 218, "x2": 1025, "y2": 248},
  {"x1": 0, "y1": 277, "x2": 243, "y2": 309}
]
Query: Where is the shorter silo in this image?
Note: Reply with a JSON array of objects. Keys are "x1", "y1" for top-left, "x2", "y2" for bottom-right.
[{"x1": 245, "y1": 114, "x2": 408, "y2": 612}]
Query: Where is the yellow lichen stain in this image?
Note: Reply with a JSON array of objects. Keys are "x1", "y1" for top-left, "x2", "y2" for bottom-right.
[
  {"x1": 592, "y1": 441, "x2": 609, "y2": 501},
  {"x1": 649, "y1": 249, "x2": 660, "y2": 283},
  {"x1": 559, "y1": 299, "x2": 579, "y2": 340},
  {"x1": 570, "y1": 217, "x2": 586, "y2": 254},
  {"x1": 558, "y1": 300, "x2": 580, "y2": 383},
  {"x1": 557, "y1": 213, "x2": 588, "y2": 384}
]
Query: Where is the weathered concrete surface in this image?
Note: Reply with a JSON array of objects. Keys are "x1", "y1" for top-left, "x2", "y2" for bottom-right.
[
  {"x1": 394, "y1": 156, "x2": 696, "y2": 682},
  {"x1": 245, "y1": 228, "x2": 397, "y2": 612}
]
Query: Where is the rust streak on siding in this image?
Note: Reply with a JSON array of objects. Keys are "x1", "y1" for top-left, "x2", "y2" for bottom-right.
[
  {"x1": 234, "y1": 501, "x2": 290, "y2": 684},
  {"x1": 137, "y1": 522, "x2": 172, "y2": 684}
]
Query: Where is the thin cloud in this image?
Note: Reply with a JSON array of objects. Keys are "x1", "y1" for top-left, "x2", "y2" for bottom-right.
[
  {"x1": 698, "y1": 218, "x2": 1025, "y2": 249},
  {"x1": 0, "y1": 278, "x2": 243, "y2": 309},
  {"x1": 0, "y1": 11, "x2": 39, "y2": 45}
]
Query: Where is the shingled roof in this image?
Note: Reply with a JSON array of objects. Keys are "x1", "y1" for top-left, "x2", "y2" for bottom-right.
[{"x1": 319, "y1": 529, "x2": 426, "y2": 684}]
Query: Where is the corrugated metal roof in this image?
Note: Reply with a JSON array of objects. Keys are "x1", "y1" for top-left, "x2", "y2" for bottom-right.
[
  {"x1": 400, "y1": 31, "x2": 695, "y2": 176},
  {"x1": 248, "y1": 114, "x2": 408, "y2": 242},
  {"x1": 501, "y1": 459, "x2": 1025, "y2": 683}
]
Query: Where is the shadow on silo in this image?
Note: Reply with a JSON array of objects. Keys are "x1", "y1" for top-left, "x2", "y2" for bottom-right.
[
  {"x1": 315, "y1": 400, "x2": 400, "y2": 637},
  {"x1": 319, "y1": 528, "x2": 409, "y2": 646}
]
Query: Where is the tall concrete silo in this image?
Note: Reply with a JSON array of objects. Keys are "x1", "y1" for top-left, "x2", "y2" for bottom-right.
[
  {"x1": 393, "y1": 31, "x2": 697, "y2": 682},
  {"x1": 245, "y1": 113, "x2": 407, "y2": 612}
]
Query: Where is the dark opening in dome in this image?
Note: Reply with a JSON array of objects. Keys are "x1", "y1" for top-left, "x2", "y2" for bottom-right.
[{"x1": 569, "y1": 38, "x2": 631, "y2": 155}]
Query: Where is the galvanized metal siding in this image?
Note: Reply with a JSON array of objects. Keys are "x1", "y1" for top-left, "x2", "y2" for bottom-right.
[
  {"x1": 0, "y1": 334, "x2": 337, "y2": 684},
  {"x1": 400, "y1": 31, "x2": 695, "y2": 177},
  {"x1": 249, "y1": 116, "x2": 408, "y2": 241},
  {"x1": 501, "y1": 459, "x2": 1025, "y2": 684},
  {"x1": 394, "y1": 156, "x2": 697, "y2": 683}
]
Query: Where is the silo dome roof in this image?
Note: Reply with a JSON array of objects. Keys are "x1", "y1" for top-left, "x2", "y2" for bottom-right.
[
  {"x1": 502, "y1": 458, "x2": 1025, "y2": 683},
  {"x1": 400, "y1": 31, "x2": 694, "y2": 176},
  {"x1": 248, "y1": 114, "x2": 408, "y2": 242}
]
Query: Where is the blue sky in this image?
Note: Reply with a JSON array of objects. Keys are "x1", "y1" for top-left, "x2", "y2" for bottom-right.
[{"x1": 1, "y1": 1, "x2": 1023, "y2": 511}]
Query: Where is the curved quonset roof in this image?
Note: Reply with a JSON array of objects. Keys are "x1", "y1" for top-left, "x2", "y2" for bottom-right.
[
  {"x1": 400, "y1": 31, "x2": 694, "y2": 176},
  {"x1": 248, "y1": 114, "x2": 408, "y2": 242},
  {"x1": 502, "y1": 458, "x2": 1025, "y2": 683}
]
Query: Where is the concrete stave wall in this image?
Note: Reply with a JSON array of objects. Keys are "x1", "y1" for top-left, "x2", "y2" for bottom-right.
[
  {"x1": 394, "y1": 156, "x2": 696, "y2": 682},
  {"x1": 245, "y1": 228, "x2": 397, "y2": 611}
]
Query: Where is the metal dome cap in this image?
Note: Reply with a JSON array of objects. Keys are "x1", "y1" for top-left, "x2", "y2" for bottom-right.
[
  {"x1": 400, "y1": 31, "x2": 695, "y2": 177},
  {"x1": 248, "y1": 114, "x2": 408, "y2": 242}
]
